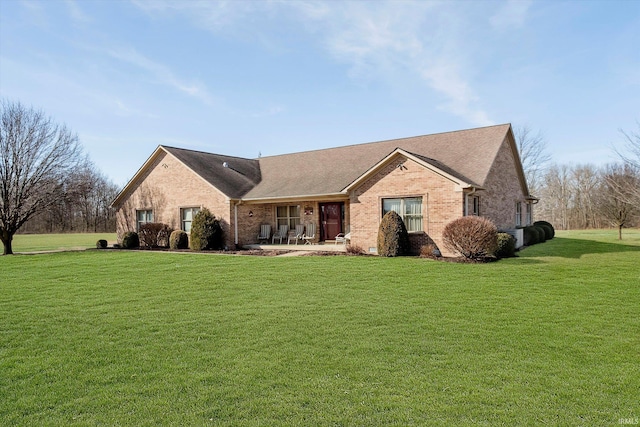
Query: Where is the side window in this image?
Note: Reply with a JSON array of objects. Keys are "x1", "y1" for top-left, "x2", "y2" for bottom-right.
[
  {"x1": 136, "y1": 210, "x2": 153, "y2": 231},
  {"x1": 181, "y1": 207, "x2": 201, "y2": 232},
  {"x1": 515, "y1": 202, "x2": 522, "y2": 227}
]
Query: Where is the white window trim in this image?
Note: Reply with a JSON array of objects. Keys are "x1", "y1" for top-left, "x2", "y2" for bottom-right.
[
  {"x1": 136, "y1": 209, "x2": 153, "y2": 231},
  {"x1": 181, "y1": 207, "x2": 201, "y2": 233},
  {"x1": 382, "y1": 197, "x2": 423, "y2": 233}
]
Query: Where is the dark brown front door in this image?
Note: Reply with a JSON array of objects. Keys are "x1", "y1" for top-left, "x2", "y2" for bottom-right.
[{"x1": 320, "y1": 203, "x2": 343, "y2": 241}]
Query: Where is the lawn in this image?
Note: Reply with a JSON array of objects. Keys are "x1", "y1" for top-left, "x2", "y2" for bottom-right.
[
  {"x1": 1, "y1": 230, "x2": 639, "y2": 425},
  {"x1": 11, "y1": 233, "x2": 117, "y2": 253}
]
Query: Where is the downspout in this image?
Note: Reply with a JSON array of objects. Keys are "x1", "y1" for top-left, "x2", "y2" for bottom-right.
[{"x1": 234, "y1": 202, "x2": 239, "y2": 247}]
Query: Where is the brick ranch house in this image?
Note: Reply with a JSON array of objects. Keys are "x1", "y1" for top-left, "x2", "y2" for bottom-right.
[{"x1": 111, "y1": 123, "x2": 536, "y2": 255}]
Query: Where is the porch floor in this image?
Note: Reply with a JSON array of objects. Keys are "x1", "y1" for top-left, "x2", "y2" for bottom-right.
[{"x1": 243, "y1": 242, "x2": 347, "y2": 252}]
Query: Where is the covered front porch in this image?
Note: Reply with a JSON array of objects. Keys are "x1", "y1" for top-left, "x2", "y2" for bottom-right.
[{"x1": 243, "y1": 242, "x2": 347, "y2": 253}]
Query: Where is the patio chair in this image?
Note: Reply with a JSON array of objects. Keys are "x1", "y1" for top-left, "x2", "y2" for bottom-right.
[
  {"x1": 272, "y1": 225, "x2": 289, "y2": 244},
  {"x1": 287, "y1": 224, "x2": 306, "y2": 245},
  {"x1": 302, "y1": 223, "x2": 316, "y2": 245},
  {"x1": 335, "y1": 226, "x2": 351, "y2": 245},
  {"x1": 257, "y1": 224, "x2": 271, "y2": 244}
]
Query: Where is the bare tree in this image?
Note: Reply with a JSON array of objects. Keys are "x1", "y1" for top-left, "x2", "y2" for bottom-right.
[
  {"x1": 513, "y1": 125, "x2": 552, "y2": 195},
  {"x1": 598, "y1": 163, "x2": 639, "y2": 240},
  {"x1": 614, "y1": 122, "x2": 640, "y2": 207},
  {"x1": 537, "y1": 164, "x2": 573, "y2": 230},
  {"x1": 570, "y1": 164, "x2": 601, "y2": 229},
  {"x1": 0, "y1": 100, "x2": 84, "y2": 254}
]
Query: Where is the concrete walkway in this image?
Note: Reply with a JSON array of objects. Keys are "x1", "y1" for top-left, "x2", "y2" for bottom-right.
[{"x1": 243, "y1": 243, "x2": 347, "y2": 253}]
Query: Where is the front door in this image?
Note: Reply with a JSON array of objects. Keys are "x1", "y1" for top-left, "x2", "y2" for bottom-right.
[{"x1": 320, "y1": 203, "x2": 343, "y2": 241}]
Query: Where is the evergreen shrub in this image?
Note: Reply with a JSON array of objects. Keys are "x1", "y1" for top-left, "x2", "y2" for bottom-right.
[
  {"x1": 190, "y1": 208, "x2": 223, "y2": 251},
  {"x1": 377, "y1": 211, "x2": 411, "y2": 257},
  {"x1": 495, "y1": 232, "x2": 516, "y2": 258},
  {"x1": 170, "y1": 230, "x2": 189, "y2": 250},
  {"x1": 534, "y1": 221, "x2": 555, "y2": 239},
  {"x1": 122, "y1": 231, "x2": 139, "y2": 249}
]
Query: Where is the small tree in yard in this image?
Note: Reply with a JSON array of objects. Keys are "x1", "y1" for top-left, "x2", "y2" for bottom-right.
[
  {"x1": 442, "y1": 216, "x2": 498, "y2": 261},
  {"x1": 190, "y1": 208, "x2": 223, "y2": 251},
  {"x1": 377, "y1": 211, "x2": 411, "y2": 257}
]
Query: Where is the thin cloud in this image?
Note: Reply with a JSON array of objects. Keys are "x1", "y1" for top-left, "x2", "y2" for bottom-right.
[
  {"x1": 129, "y1": 1, "x2": 494, "y2": 125},
  {"x1": 65, "y1": 0, "x2": 91, "y2": 24},
  {"x1": 312, "y1": 2, "x2": 493, "y2": 126},
  {"x1": 106, "y1": 46, "x2": 214, "y2": 105},
  {"x1": 490, "y1": 0, "x2": 532, "y2": 30}
]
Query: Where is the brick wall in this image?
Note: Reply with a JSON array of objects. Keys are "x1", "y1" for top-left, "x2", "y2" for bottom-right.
[
  {"x1": 114, "y1": 151, "x2": 233, "y2": 247},
  {"x1": 480, "y1": 137, "x2": 528, "y2": 230},
  {"x1": 349, "y1": 154, "x2": 463, "y2": 256}
]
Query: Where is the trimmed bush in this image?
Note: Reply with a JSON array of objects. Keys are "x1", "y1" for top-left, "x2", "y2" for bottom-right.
[
  {"x1": 419, "y1": 243, "x2": 442, "y2": 259},
  {"x1": 190, "y1": 208, "x2": 223, "y2": 251},
  {"x1": 534, "y1": 225, "x2": 547, "y2": 242},
  {"x1": 139, "y1": 223, "x2": 173, "y2": 249},
  {"x1": 534, "y1": 220, "x2": 555, "y2": 239},
  {"x1": 96, "y1": 239, "x2": 108, "y2": 249},
  {"x1": 495, "y1": 232, "x2": 516, "y2": 258},
  {"x1": 442, "y1": 216, "x2": 498, "y2": 260},
  {"x1": 170, "y1": 230, "x2": 189, "y2": 250},
  {"x1": 121, "y1": 231, "x2": 139, "y2": 249},
  {"x1": 377, "y1": 211, "x2": 411, "y2": 257}
]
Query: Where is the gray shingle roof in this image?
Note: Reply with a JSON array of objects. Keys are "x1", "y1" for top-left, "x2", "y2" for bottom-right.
[
  {"x1": 162, "y1": 146, "x2": 261, "y2": 199},
  {"x1": 162, "y1": 124, "x2": 512, "y2": 200}
]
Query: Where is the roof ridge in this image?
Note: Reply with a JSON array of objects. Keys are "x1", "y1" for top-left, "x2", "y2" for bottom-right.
[{"x1": 258, "y1": 123, "x2": 512, "y2": 160}]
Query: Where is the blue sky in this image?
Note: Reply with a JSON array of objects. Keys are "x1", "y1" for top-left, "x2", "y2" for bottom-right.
[{"x1": 1, "y1": 0, "x2": 639, "y2": 185}]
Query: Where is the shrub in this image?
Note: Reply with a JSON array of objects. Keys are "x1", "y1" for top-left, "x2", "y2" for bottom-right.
[
  {"x1": 377, "y1": 211, "x2": 411, "y2": 257},
  {"x1": 534, "y1": 225, "x2": 547, "y2": 242},
  {"x1": 138, "y1": 223, "x2": 173, "y2": 249},
  {"x1": 534, "y1": 220, "x2": 555, "y2": 239},
  {"x1": 121, "y1": 231, "x2": 139, "y2": 249},
  {"x1": 495, "y1": 232, "x2": 516, "y2": 258},
  {"x1": 419, "y1": 243, "x2": 442, "y2": 259},
  {"x1": 170, "y1": 230, "x2": 189, "y2": 250},
  {"x1": 96, "y1": 239, "x2": 108, "y2": 249},
  {"x1": 190, "y1": 208, "x2": 223, "y2": 251},
  {"x1": 346, "y1": 244, "x2": 366, "y2": 255},
  {"x1": 442, "y1": 216, "x2": 498, "y2": 260}
]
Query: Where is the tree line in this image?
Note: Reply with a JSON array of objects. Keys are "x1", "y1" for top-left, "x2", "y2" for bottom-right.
[{"x1": 517, "y1": 125, "x2": 640, "y2": 239}]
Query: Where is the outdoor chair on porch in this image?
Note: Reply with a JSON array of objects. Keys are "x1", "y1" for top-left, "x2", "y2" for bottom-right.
[
  {"x1": 257, "y1": 224, "x2": 271, "y2": 244},
  {"x1": 272, "y1": 225, "x2": 289, "y2": 244},
  {"x1": 287, "y1": 224, "x2": 306, "y2": 245},
  {"x1": 302, "y1": 223, "x2": 316, "y2": 245},
  {"x1": 335, "y1": 226, "x2": 351, "y2": 245}
]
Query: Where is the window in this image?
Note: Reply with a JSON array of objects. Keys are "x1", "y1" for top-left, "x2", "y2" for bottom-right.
[
  {"x1": 382, "y1": 197, "x2": 423, "y2": 232},
  {"x1": 181, "y1": 207, "x2": 201, "y2": 232},
  {"x1": 525, "y1": 203, "x2": 532, "y2": 226},
  {"x1": 136, "y1": 209, "x2": 153, "y2": 231},
  {"x1": 515, "y1": 202, "x2": 522, "y2": 227},
  {"x1": 276, "y1": 205, "x2": 301, "y2": 229},
  {"x1": 466, "y1": 195, "x2": 480, "y2": 216}
]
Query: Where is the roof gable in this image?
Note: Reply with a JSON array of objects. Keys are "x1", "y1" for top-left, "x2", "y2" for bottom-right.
[{"x1": 343, "y1": 148, "x2": 482, "y2": 193}]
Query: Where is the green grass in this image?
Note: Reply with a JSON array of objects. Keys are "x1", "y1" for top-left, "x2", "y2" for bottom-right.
[
  {"x1": 1, "y1": 230, "x2": 639, "y2": 425},
  {"x1": 11, "y1": 233, "x2": 118, "y2": 253}
]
